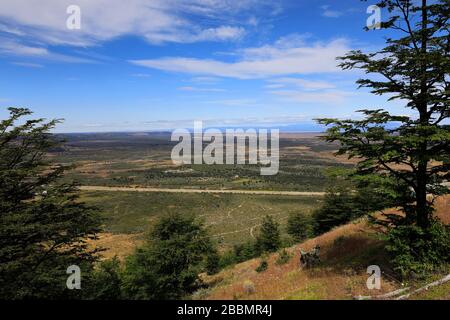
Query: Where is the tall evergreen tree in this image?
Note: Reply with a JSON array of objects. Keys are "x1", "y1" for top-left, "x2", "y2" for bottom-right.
[
  {"x1": 312, "y1": 170, "x2": 398, "y2": 235},
  {"x1": 317, "y1": 0, "x2": 449, "y2": 229},
  {"x1": 256, "y1": 215, "x2": 281, "y2": 253},
  {"x1": 0, "y1": 108, "x2": 102, "y2": 299},
  {"x1": 121, "y1": 213, "x2": 214, "y2": 300},
  {"x1": 287, "y1": 212, "x2": 312, "y2": 242}
]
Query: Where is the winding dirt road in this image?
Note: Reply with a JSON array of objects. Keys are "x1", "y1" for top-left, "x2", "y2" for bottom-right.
[{"x1": 79, "y1": 185, "x2": 326, "y2": 197}]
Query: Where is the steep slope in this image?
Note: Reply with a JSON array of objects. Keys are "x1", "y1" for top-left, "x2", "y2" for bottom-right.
[{"x1": 198, "y1": 196, "x2": 449, "y2": 300}]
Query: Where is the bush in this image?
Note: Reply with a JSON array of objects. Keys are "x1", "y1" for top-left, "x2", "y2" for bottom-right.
[
  {"x1": 86, "y1": 257, "x2": 122, "y2": 300},
  {"x1": 312, "y1": 191, "x2": 359, "y2": 235},
  {"x1": 287, "y1": 213, "x2": 312, "y2": 242},
  {"x1": 255, "y1": 216, "x2": 281, "y2": 254},
  {"x1": 275, "y1": 249, "x2": 292, "y2": 265},
  {"x1": 233, "y1": 241, "x2": 258, "y2": 263},
  {"x1": 243, "y1": 280, "x2": 255, "y2": 295},
  {"x1": 255, "y1": 260, "x2": 268, "y2": 273},
  {"x1": 218, "y1": 250, "x2": 236, "y2": 269},
  {"x1": 205, "y1": 250, "x2": 221, "y2": 275},
  {"x1": 386, "y1": 221, "x2": 450, "y2": 278},
  {"x1": 121, "y1": 214, "x2": 214, "y2": 299},
  {"x1": 312, "y1": 171, "x2": 397, "y2": 236}
]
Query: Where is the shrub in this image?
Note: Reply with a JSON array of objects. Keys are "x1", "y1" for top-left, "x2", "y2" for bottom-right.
[
  {"x1": 275, "y1": 249, "x2": 292, "y2": 265},
  {"x1": 233, "y1": 241, "x2": 257, "y2": 263},
  {"x1": 205, "y1": 250, "x2": 221, "y2": 275},
  {"x1": 386, "y1": 221, "x2": 450, "y2": 278},
  {"x1": 312, "y1": 171, "x2": 397, "y2": 236},
  {"x1": 243, "y1": 280, "x2": 255, "y2": 295},
  {"x1": 255, "y1": 216, "x2": 281, "y2": 254},
  {"x1": 86, "y1": 257, "x2": 122, "y2": 300},
  {"x1": 255, "y1": 260, "x2": 268, "y2": 273},
  {"x1": 287, "y1": 213, "x2": 312, "y2": 242},
  {"x1": 121, "y1": 213, "x2": 214, "y2": 300},
  {"x1": 218, "y1": 250, "x2": 236, "y2": 269},
  {"x1": 312, "y1": 191, "x2": 358, "y2": 235}
]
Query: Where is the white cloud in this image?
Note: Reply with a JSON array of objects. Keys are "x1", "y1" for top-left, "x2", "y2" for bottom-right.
[
  {"x1": 190, "y1": 76, "x2": 222, "y2": 84},
  {"x1": 265, "y1": 83, "x2": 285, "y2": 89},
  {"x1": 12, "y1": 61, "x2": 44, "y2": 68},
  {"x1": 269, "y1": 89, "x2": 353, "y2": 104},
  {"x1": 265, "y1": 76, "x2": 351, "y2": 105},
  {"x1": 0, "y1": 23, "x2": 25, "y2": 36},
  {"x1": 0, "y1": 0, "x2": 267, "y2": 46},
  {"x1": 268, "y1": 77, "x2": 336, "y2": 90},
  {"x1": 192, "y1": 26, "x2": 245, "y2": 42},
  {"x1": 0, "y1": 41, "x2": 48, "y2": 56},
  {"x1": 0, "y1": 39, "x2": 95, "y2": 63},
  {"x1": 131, "y1": 73, "x2": 151, "y2": 78},
  {"x1": 202, "y1": 99, "x2": 259, "y2": 107},
  {"x1": 130, "y1": 38, "x2": 351, "y2": 79},
  {"x1": 320, "y1": 5, "x2": 343, "y2": 18},
  {"x1": 178, "y1": 86, "x2": 226, "y2": 92}
]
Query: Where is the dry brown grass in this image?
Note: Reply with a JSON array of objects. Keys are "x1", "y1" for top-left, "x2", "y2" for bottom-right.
[
  {"x1": 378, "y1": 195, "x2": 449, "y2": 225},
  {"x1": 201, "y1": 221, "x2": 399, "y2": 300},
  {"x1": 435, "y1": 196, "x2": 450, "y2": 224},
  {"x1": 85, "y1": 195, "x2": 448, "y2": 299},
  {"x1": 88, "y1": 233, "x2": 143, "y2": 261},
  {"x1": 200, "y1": 195, "x2": 449, "y2": 300}
]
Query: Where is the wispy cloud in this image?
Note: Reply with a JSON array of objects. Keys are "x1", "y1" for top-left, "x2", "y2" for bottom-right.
[
  {"x1": 57, "y1": 115, "x2": 310, "y2": 133},
  {"x1": 202, "y1": 99, "x2": 259, "y2": 107},
  {"x1": 0, "y1": 23, "x2": 25, "y2": 36},
  {"x1": 320, "y1": 5, "x2": 361, "y2": 19},
  {"x1": 0, "y1": 39, "x2": 95, "y2": 63},
  {"x1": 11, "y1": 61, "x2": 44, "y2": 68},
  {"x1": 320, "y1": 5, "x2": 343, "y2": 18},
  {"x1": 267, "y1": 78, "x2": 336, "y2": 90},
  {"x1": 269, "y1": 89, "x2": 353, "y2": 104},
  {"x1": 265, "y1": 76, "x2": 351, "y2": 104},
  {"x1": 130, "y1": 37, "x2": 351, "y2": 79},
  {"x1": 131, "y1": 73, "x2": 151, "y2": 78},
  {"x1": 190, "y1": 76, "x2": 222, "y2": 84},
  {"x1": 178, "y1": 86, "x2": 226, "y2": 92},
  {"x1": 0, "y1": 0, "x2": 274, "y2": 46}
]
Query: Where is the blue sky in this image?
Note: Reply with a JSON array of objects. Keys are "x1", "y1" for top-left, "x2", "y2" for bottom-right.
[{"x1": 0, "y1": 0, "x2": 407, "y2": 132}]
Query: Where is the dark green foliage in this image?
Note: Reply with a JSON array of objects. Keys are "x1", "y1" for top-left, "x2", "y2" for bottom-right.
[
  {"x1": 312, "y1": 171, "x2": 397, "y2": 235},
  {"x1": 0, "y1": 108, "x2": 102, "y2": 299},
  {"x1": 312, "y1": 189, "x2": 359, "y2": 235},
  {"x1": 218, "y1": 250, "x2": 236, "y2": 269},
  {"x1": 255, "y1": 215, "x2": 281, "y2": 254},
  {"x1": 205, "y1": 250, "x2": 221, "y2": 275},
  {"x1": 287, "y1": 213, "x2": 312, "y2": 242},
  {"x1": 316, "y1": 0, "x2": 449, "y2": 230},
  {"x1": 255, "y1": 260, "x2": 268, "y2": 273},
  {"x1": 233, "y1": 241, "x2": 258, "y2": 263},
  {"x1": 121, "y1": 213, "x2": 214, "y2": 300},
  {"x1": 216, "y1": 241, "x2": 258, "y2": 269},
  {"x1": 86, "y1": 257, "x2": 122, "y2": 300},
  {"x1": 386, "y1": 221, "x2": 450, "y2": 278},
  {"x1": 275, "y1": 249, "x2": 292, "y2": 265}
]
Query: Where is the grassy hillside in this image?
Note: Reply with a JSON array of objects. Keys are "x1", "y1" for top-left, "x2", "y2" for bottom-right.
[
  {"x1": 196, "y1": 196, "x2": 449, "y2": 300},
  {"x1": 82, "y1": 191, "x2": 322, "y2": 251}
]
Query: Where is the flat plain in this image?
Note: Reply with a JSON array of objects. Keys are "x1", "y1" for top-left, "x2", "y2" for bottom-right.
[{"x1": 51, "y1": 132, "x2": 352, "y2": 254}]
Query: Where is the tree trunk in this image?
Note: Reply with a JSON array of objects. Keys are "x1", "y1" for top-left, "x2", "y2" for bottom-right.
[
  {"x1": 416, "y1": 167, "x2": 430, "y2": 228},
  {"x1": 416, "y1": 0, "x2": 431, "y2": 229}
]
